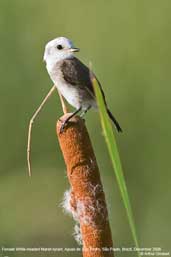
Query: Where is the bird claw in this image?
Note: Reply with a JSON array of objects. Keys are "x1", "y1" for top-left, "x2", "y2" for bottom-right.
[
  {"x1": 80, "y1": 116, "x2": 85, "y2": 122},
  {"x1": 60, "y1": 122, "x2": 66, "y2": 134}
]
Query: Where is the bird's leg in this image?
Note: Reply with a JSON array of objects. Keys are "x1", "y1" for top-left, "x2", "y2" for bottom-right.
[
  {"x1": 80, "y1": 105, "x2": 91, "y2": 118},
  {"x1": 60, "y1": 107, "x2": 82, "y2": 133},
  {"x1": 27, "y1": 85, "x2": 56, "y2": 177}
]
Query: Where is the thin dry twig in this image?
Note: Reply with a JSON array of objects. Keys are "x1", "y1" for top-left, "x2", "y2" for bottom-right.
[
  {"x1": 57, "y1": 89, "x2": 69, "y2": 114},
  {"x1": 27, "y1": 85, "x2": 56, "y2": 177}
]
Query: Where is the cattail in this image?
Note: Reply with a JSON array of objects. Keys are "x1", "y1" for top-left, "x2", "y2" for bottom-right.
[{"x1": 57, "y1": 114, "x2": 114, "y2": 257}]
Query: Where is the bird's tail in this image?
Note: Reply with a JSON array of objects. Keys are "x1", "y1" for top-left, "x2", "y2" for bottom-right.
[{"x1": 107, "y1": 108, "x2": 122, "y2": 132}]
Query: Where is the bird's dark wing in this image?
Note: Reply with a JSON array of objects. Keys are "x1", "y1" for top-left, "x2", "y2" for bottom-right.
[
  {"x1": 61, "y1": 57, "x2": 122, "y2": 132},
  {"x1": 61, "y1": 57, "x2": 107, "y2": 103}
]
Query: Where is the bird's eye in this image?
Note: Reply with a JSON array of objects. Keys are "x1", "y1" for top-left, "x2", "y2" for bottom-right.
[{"x1": 57, "y1": 44, "x2": 63, "y2": 50}]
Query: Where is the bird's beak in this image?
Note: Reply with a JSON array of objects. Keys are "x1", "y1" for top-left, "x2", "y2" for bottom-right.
[{"x1": 70, "y1": 47, "x2": 80, "y2": 52}]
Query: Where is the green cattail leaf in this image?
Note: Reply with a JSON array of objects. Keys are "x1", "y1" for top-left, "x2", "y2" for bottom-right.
[{"x1": 92, "y1": 74, "x2": 140, "y2": 256}]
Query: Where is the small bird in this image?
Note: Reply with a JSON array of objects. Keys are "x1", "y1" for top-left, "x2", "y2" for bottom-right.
[{"x1": 43, "y1": 37, "x2": 122, "y2": 132}]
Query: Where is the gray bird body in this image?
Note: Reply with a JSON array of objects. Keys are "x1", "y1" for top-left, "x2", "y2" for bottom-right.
[{"x1": 47, "y1": 57, "x2": 97, "y2": 111}]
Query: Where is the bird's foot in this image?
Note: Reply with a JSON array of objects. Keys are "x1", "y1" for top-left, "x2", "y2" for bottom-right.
[
  {"x1": 80, "y1": 112, "x2": 85, "y2": 118},
  {"x1": 80, "y1": 116, "x2": 85, "y2": 122},
  {"x1": 60, "y1": 121, "x2": 67, "y2": 134}
]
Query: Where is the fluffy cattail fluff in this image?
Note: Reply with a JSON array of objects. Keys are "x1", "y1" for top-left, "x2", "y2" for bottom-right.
[
  {"x1": 61, "y1": 189, "x2": 73, "y2": 216},
  {"x1": 61, "y1": 188, "x2": 82, "y2": 244},
  {"x1": 73, "y1": 223, "x2": 82, "y2": 245}
]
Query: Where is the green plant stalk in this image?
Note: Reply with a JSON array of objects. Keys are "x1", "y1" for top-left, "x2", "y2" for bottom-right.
[{"x1": 92, "y1": 75, "x2": 140, "y2": 255}]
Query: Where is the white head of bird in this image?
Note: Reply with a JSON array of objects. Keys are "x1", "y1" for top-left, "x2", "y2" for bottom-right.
[{"x1": 43, "y1": 37, "x2": 79, "y2": 69}]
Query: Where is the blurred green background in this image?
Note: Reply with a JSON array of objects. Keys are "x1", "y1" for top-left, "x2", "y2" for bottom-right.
[{"x1": 0, "y1": 0, "x2": 170, "y2": 256}]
